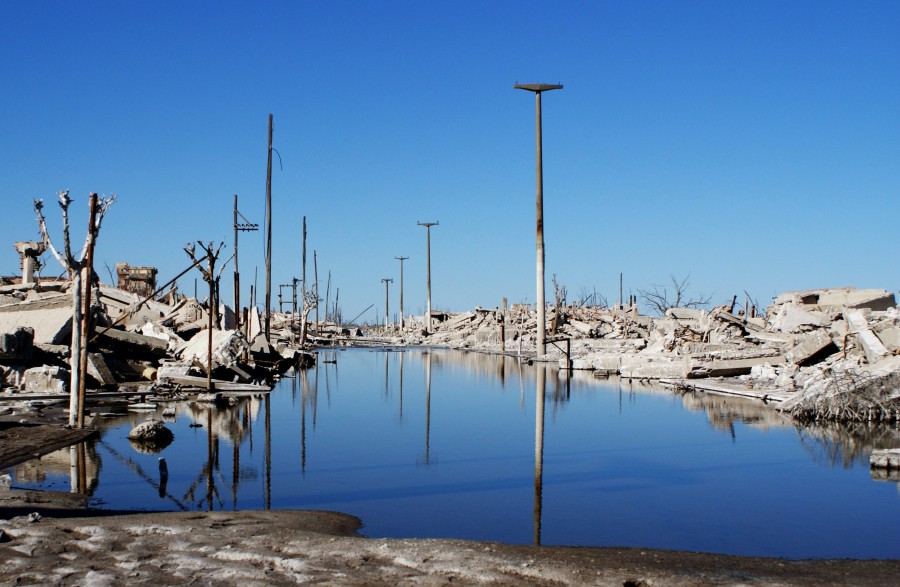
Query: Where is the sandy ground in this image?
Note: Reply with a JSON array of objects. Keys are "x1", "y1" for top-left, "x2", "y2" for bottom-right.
[{"x1": 1, "y1": 499, "x2": 898, "y2": 586}]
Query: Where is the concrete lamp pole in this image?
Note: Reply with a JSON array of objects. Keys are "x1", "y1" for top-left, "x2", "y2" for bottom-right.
[
  {"x1": 514, "y1": 82, "x2": 562, "y2": 357},
  {"x1": 381, "y1": 278, "x2": 393, "y2": 332},
  {"x1": 417, "y1": 221, "x2": 438, "y2": 333},
  {"x1": 395, "y1": 256, "x2": 408, "y2": 330}
]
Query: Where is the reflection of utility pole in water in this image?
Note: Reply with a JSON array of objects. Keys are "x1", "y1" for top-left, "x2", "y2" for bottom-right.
[
  {"x1": 68, "y1": 442, "x2": 89, "y2": 494},
  {"x1": 398, "y1": 351, "x2": 404, "y2": 421},
  {"x1": 420, "y1": 351, "x2": 433, "y2": 465},
  {"x1": 384, "y1": 351, "x2": 391, "y2": 398},
  {"x1": 300, "y1": 367, "x2": 308, "y2": 474},
  {"x1": 231, "y1": 406, "x2": 240, "y2": 509},
  {"x1": 265, "y1": 394, "x2": 271, "y2": 510},
  {"x1": 534, "y1": 366, "x2": 546, "y2": 545},
  {"x1": 206, "y1": 408, "x2": 214, "y2": 511}
]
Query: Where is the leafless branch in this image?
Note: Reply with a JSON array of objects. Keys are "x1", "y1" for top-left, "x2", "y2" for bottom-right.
[{"x1": 638, "y1": 274, "x2": 711, "y2": 316}]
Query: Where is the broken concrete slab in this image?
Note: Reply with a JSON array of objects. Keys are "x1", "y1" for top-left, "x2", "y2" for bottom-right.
[
  {"x1": 96, "y1": 327, "x2": 170, "y2": 358},
  {"x1": 846, "y1": 310, "x2": 891, "y2": 364},
  {"x1": 688, "y1": 355, "x2": 786, "y2": 379},
  {"x1": 768, "y1": 303, "x2": 826, "y2": 333},
  {"x1": 0, "y1": 294, "x2": 73, "y2": 344},
  {"x1": 784, "y1": 330, "x2": 838, "y2": 366},
  {"x1": 86, "y1": 353, "x2": 117, "y2": 386}
]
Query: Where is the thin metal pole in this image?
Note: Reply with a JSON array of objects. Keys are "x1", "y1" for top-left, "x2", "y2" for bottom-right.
[{"x1": 264, "y1": 113, "x2": 273, "y2": 340}]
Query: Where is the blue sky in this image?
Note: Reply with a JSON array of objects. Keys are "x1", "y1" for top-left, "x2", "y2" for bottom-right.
[{"x1": 1, "y1": 2, "x2": 898, "y2": 321}]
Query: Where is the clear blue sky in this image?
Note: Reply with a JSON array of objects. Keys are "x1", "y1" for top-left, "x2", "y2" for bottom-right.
[{"x1": 2, "y1": 2, "x2": 898, "y2": 321}]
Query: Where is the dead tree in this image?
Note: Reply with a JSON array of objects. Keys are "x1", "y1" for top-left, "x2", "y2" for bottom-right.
[
  {"x1": 638, "y1": 274, "x2": 711, "y2": 316},
  {"x1": 35, "y1": 191, "x2": 115, "y2": 427},
  {"x1": 298, "y1": 289, "x2": 318, "y2": 348},
  {"x1": 551, "y1": 274, "x2": 567, "y2": 334},
  {"x1": 185, "y1": 242, "x2": 225, "y2": 390}
]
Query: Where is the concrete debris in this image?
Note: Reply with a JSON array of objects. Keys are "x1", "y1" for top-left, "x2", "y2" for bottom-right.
[{"x1": 356, "y1": 286, "x2": 900, "y2": 424}]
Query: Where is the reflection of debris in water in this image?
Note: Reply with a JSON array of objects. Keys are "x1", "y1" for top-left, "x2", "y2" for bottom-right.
[{"x1": 795, "y1": 420, "x2": 900, "y2": 469}]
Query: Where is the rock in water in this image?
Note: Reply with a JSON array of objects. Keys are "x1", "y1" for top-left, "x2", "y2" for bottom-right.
[{"x1": 128, "y1": 418, "x2": 174, "y2": 453}]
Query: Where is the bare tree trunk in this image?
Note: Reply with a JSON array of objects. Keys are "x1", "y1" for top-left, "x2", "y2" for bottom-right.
[{"x1": 68, "y1": 269, "x2": 83, "y2": 426}]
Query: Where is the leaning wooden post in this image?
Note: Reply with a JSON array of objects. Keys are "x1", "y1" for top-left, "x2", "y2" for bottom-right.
[{"x1": 76, "y1": 194, "x2": 99, "y2": 428}]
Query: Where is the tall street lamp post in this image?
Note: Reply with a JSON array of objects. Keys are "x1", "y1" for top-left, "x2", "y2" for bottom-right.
[
  {"x1": 417, "y1": 221, "x2": 438, "y2": 333},
  {"x1": 514, "y1": 83, "x2": 562, "y2": 357}
]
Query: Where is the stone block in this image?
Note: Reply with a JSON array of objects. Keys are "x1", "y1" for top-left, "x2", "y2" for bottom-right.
[{"x1": 22, "y1": 365, "x2": 69, "y2": 393}]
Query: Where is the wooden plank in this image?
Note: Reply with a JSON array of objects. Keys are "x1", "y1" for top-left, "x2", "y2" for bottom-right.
[{"x1": 0, "y1": 424, "x2": 97, "y2": 470}]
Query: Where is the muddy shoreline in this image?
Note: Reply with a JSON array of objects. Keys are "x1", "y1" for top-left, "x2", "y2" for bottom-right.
[{"x1": 1, "y1": 501, "x2": 899, "y2": 586}]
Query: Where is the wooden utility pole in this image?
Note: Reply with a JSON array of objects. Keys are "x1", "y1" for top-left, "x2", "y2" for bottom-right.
[
  {"x1": 264, "y1": 113, "x2": 273, "y2": 340},
  {"x1": 301, "y1": 217, "x2": 308, "y2": 345},
  {"x1": 233, "y1": 194, "x2": 258, "y2": 334},
  {"x1": 395, "y1": 256, "x2": 408, "y2": 329},
  {"x1": 313, "y1": 250, "x2": 319, "y2": 328}
]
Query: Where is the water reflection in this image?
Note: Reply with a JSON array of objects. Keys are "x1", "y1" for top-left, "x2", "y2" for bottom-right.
[
  {"x1": 534, "y1": 363, "x2": 545, "y2": 545},
  {"x1": 4, "y1": 348, "x2": 900, "y2": 558}
]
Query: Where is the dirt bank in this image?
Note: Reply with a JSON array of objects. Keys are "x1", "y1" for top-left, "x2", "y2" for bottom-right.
[{"x1": 1, "y1": 506, "x2": 898, "y2": 586}]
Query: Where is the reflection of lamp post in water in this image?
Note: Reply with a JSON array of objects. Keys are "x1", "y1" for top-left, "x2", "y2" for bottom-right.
[{"x1": 534, "y1": 365, "x2": 546, "y2": 545}]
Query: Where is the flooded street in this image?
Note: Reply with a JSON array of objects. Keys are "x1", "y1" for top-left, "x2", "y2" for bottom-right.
[{"x1": 5, "y1": 348, "x2": 899, "y2": 559}]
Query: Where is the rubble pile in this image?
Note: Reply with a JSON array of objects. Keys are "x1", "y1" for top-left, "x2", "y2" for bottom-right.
[
  {"x1": 0, "y1": 276, "x2": 313, "y2": 422},
  {"x1": 378, "y1": 287, "x2": 900, "y2": 424}
]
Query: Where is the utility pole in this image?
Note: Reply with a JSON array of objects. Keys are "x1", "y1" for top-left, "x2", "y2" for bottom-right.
[
  {"x1": 301, "y1": 217, "x2": 307, "y2": 345},
  {"x1": 417, "y1": 221, "x2": 438, "y2": 333},
  {"x1": 233, "y1": 194, "x2": 258, "y2": 334},
  {"x1": 264, "y1": 113, "x2": 273, "y2": 340},
  {"x1": 313, "y1": 250, "x2": 319, "y2": 328},
  {"x1": 514, "y1": 82, "x2": 563, "y2": 357},
  {"x1": 381, "y1": 278, "x2": 393, "y2": 332},
  {"x1": 395, "y1": 256, "x2": 408, "y2": 329}
]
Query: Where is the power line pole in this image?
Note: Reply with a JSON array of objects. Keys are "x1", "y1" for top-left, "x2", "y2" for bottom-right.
[
  {"x1": 381, "y1": 277, "x2": 393, "y2": 332},
  {"x1": 514, "y1": 82, "x2": 563, "y2": 357},
  {"x1": 264, "y1": 113, "x2": 274, "y2": 341},
  {"x1": 233, "y1": 194, "x2": 258, "y2": 334},
  {"x1": 395, "y1": 256, "x2": 408, "y2": 329},
  {"x1": 417, "y1": 221, "x2": 438, "y2": 333}
]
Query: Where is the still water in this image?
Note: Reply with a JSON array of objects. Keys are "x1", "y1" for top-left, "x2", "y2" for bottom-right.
[{"x1": 6, "y1": 348, "x2": 900, "y2": 558}]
